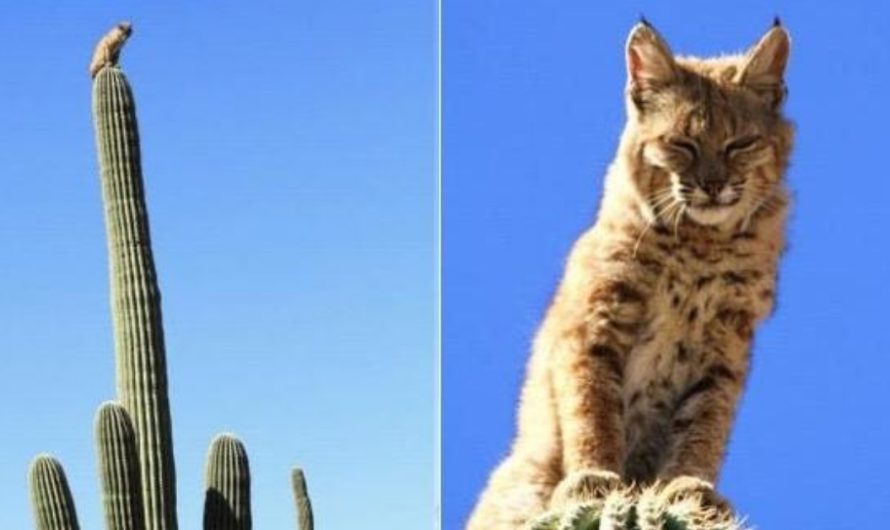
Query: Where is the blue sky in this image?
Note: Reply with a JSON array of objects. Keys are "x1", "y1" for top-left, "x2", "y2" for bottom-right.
[
  {"x1": 444, "y1": 1, "x2": 890, "y2": 529},
  {"x1": 0, "y1": 2, "x2": 436, "y2": 529}
]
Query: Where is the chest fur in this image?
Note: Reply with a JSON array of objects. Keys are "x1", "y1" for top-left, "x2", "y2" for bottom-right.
[{"x1": 622, "y1": 235, "x2": 777, "y2": 406}]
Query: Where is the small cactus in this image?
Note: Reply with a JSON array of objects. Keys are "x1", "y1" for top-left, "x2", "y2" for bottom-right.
[
  {"x1": 92, "y1": 47, "x2": 177, "y2": 530},
  {"x1": 291, "y1": 468, "x2": 314, "y2": 530},
  {"x1": 95, "y1": 402, "x2": 146, "y2": 530},
  {"x1": 28, "y1": 455, "x2": 81, "y2": 530},
  {"x1": 203, "y1": 434, "x2": 252, "y2": 530}
]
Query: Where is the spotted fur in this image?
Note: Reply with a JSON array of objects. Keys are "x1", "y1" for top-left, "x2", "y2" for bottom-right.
[{"x1": 467, "y1": 20, "x2": 792, "y2": 530}]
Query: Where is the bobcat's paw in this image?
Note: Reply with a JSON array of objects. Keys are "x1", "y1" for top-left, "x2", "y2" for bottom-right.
[
  {"x1": 660, "y1": 475, "x2": 732, "y2": 514},
  {"x1": 549, "y1": 469, "x2": 623, "y2": 509}
]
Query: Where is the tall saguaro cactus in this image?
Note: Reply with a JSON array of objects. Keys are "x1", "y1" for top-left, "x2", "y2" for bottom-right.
[
  {"x1": 95, "y1": 402, "x2": 146, "y2": 530},
  {"x1": 291, "y1": 468, "x2": 314, "y2": 530},
  {"x1": 26, "y1": 23, "x2": 318, "y2": 530},
  {"x1": 92, "y1": 64, "x2": 177, "y2": 530},
  {"x1": 203, "y1": 434, "x2": 252, "y2": 530},
  {"x1": 28, "y1": 455, "x2": 81, "y2": 530}
]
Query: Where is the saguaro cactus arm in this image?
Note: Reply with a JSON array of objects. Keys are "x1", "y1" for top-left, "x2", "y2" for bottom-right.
[
  {"x1": 28, "y1": 455, "x2": 81, "y2": 530},
  {"x1": 91, "y1": 28, "x2": 178, "y2": 530},
  {"x1": 203, "y1": 433, "x2": 252, "y2": 530},
  {"x1": 95, "y1": 401, "x2": 146, "y2": 530},
  {"x1": 291, "y1": 467, "x2": 314, "y2": 530}
]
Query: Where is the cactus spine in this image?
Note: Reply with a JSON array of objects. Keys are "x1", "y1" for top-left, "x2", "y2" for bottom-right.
[
  {"x1": 92, "y1": 65, "x2": 177, "y2": 530},
  {"x1": 203, "y1": 434, "x2": 252, "y2": 530},
  {"x1": 28, "y1": 455, "x2": 81, "y2": 530},
  {"x1": 291, "y1": 468, "x2": 314, "y2": 530},
  {"x1": 95, "y1": 402, "x2": 146, "y2": 530}
]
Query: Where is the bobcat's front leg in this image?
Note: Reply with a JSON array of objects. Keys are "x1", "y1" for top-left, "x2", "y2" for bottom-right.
[
  {"x1": 546, "y1": 278, "x2": 649, "y2": 507},
  {"x1": 659, "y1": 307, "x2": 752, "y2": 510}
]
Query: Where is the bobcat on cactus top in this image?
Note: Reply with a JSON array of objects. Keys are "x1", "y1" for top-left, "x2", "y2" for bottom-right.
[
  {"x1": 467, "y1": 20, "x2": 792, "y2": 530},
  {"x1": 89, "y1": 21, "x2": 133, "y2": 78}
]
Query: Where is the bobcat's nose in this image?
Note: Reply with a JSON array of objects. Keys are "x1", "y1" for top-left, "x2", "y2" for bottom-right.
[
  {"x1": 700, "y1": 181, "x2": 725, "y2": 199},
  {"x1": 697, "y1": 168, "x2": 727, "y2": 200}
]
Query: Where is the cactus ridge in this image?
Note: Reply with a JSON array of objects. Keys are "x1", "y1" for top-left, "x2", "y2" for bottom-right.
[
  {"x1": 28, "y1": 455, "x2": 81, "y2": 530},
  {"x1": 92, "y1": 65, "x2": 177, "y2": 530},
  {"x1": 204, "y1": 433, "x2": 252, "y2": 530},
  {"x1": 96, "y1": 401, "x2": 146, "y2": 530},
  {"x1": 291, "y1": 468, "x2": 315, "y2": 530}
]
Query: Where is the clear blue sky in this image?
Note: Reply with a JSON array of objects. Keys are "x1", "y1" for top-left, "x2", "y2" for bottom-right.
[
  {"x1": 0, "y1": 2, "x2": 436, "y2": 529},
  {"x1": 444, "y1": 1, "x2": 890, "y2": 529}
]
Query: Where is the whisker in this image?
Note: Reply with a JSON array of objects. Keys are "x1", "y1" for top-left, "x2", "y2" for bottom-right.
[
  {"x1": 633, "y1": 186, "x2": 680, "y2": 257},
  {"x1": 632, "y1": 218, "x2": 654, "y2": 259},
  {"x1": 645, "y1": 188, "x2": 674, "y2": 206},
  {"x1": 651, "y1": 199, "x2": 680, "y2": 241},
  {"x1": 643, "y1": 187, "x2": 678, "y2": 219},
  {"x1": 672, "y1": 203, "x2": 685, "y2": 241},
  {"x1": 656, "y1": 197, "x2": 679, "y2": 223},
  {"x1": 650, "y1": 194, "x2": 677, "y2": 212},
  {"x1": 740, "y1": 183, "x2": 779, "y2": 231}
]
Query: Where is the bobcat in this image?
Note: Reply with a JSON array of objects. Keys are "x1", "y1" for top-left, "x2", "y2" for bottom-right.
[
  {"x1": 89, "y1": 22, "x2": 133, "y2": 78},
  {"x1": 467, "y1": 19, "x2": 792, "y2": 530}
]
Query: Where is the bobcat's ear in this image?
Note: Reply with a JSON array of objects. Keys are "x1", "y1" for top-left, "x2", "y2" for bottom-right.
[
  {"x1": 626, "y1": 21, "x2": 677, "y2": 101},
  {"x1": 736, "y1": 23, "x2": 790, "y2": 108}
]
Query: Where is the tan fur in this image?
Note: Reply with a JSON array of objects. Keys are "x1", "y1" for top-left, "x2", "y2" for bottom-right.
[
  {"x1": 89, "y1": 22, "x2": 133, "y2": 78},
  {"x1": 467, "y1": 21, "x2": 792, "y2": 530}
]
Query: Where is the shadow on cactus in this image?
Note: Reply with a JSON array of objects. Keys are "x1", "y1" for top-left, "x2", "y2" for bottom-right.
[
  {"x1": 27, "y1": 22, "x2": 313, "y2": 530},
  {"x1": 203, "y1": 434, "x2": 251, "y2": 530}
]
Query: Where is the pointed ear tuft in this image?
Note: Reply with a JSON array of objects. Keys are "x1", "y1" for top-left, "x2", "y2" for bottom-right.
[
  {"x1": 736, "y1": 26, "x2": 790, "y2": 108},
  {"x1": 626, "y1": 22, "x2": 676, "y2": 93}
]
